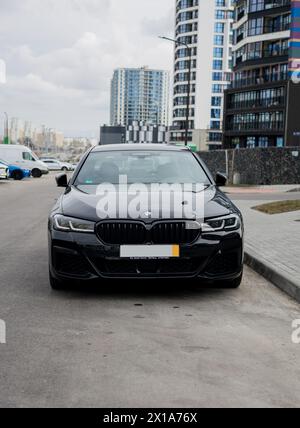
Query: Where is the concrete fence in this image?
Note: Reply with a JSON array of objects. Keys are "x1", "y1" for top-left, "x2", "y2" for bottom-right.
[{"x1": 198, "y1": 147, "x2": 300, "y2": 185}]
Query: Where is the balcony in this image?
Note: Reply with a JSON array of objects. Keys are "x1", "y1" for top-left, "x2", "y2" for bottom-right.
[
  {"x1": 247, "y1": 21, "x2": 291, "y2": 37},
  {"x1": 226, "y1": 121, "x2": 284, "y2": 132},
  {"x1": 237, "y1": 33, "x2": 245, "y2": 43},
  {"x1": 263, "y1": 21, "x2": 290, "y2": 34},
  {"x1": 249, "y1": 0, "x2": 291, "y2": 13},
  {"x1": 227, "y1": 96, "x2": 285, "y2": 110},
  {"x1": 237, "y1": 9, "x2": 245, "y2": 21},
  {"x1": 235, "y1": 47, "x2": 289, "y2": 68},
  {"x1": 230, "y1": 71, "x2": 288, "y2": 89}
]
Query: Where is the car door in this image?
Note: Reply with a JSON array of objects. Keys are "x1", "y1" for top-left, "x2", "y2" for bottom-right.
[
  {"x1": 52, "y1": 161, "x2": 61, "y2": 170},
  {"x1": 47, "y1": 161, "x2": 60, "y2": 170},
  {"x1": 21, "y1": 151, "x2": 37, "y2": 170}
]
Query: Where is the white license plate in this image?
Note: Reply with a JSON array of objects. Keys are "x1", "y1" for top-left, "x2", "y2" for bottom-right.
[{"x1": 120, "y1": 245, "x2": 180, "y2": 259}]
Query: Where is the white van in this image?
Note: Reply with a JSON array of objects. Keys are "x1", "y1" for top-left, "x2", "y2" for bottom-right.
[{"x1": 0, "y1": 145, "x2": 49, "y2": 178}]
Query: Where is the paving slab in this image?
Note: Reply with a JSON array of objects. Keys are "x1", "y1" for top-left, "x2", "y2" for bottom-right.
[{"x1": 233, "y1": 199, "x2": 300, "y2": 302}]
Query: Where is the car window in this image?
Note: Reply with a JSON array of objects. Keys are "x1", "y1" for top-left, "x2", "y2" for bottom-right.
[
  {"x1": 75, "y1": 150, "x2": 211, "y2": 187},
  {"x1": 22, "y1": 152, "x2": 35, "y2": 161}
]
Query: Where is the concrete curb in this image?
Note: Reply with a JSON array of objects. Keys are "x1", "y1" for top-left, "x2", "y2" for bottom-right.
[{"x1": 244, "y1": 248, "x2": 300, "y2": 304}]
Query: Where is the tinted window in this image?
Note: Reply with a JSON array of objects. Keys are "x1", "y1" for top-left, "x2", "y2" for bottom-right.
[
  {"x1": 22, "y1": 152, "x2": 35, "y2": 161},
  {"x1": 75, "y1": 151, "x2": 210, "y2": 187}
]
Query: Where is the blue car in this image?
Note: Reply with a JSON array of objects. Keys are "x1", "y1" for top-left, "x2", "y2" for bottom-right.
[{"x1": 0, "y1": 158, "x2": 31, "y2": 181}]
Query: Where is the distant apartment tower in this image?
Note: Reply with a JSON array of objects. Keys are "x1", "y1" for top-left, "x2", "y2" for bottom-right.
[
  {"x1": 223, "y1": 0, "x2": 300, "y2": 148},
  {"x1": 110, "y1": 67, "x2": 169, "y2": 127},
  {"x1": 172, "y1": 0, "x2": 234, "y2": 150},
  {"x1": 10, "y1": 118, "x2": 23, "y2": 143}
]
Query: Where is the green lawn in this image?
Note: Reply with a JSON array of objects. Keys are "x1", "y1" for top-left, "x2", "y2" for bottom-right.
[{"x1": 253, "y1": 200, "x2": 300, "y2": 215}]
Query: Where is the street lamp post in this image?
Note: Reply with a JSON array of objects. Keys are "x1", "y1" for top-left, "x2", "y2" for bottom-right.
[
  {"x1": 3, "y1": 112, "x2": 9, "y2": 144},
  {"x1": 159, "y1": 36, "x2": 192, "y2": 146}
]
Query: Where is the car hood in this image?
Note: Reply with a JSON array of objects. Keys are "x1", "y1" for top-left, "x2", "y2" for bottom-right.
[{"x1": 59, "y1": 185, "x2": 237, "y2": 222}]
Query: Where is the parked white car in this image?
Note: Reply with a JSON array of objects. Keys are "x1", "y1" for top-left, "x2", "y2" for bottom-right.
[
  {"x1": 41, "y1": 158, "x2": 75, "y2": 171},
  {"x1": 0, "y1": 145, "x2": 49, "y2": 178},
  {"x1": 0, "y1": 161, "x2": 9, "y2": 180}
]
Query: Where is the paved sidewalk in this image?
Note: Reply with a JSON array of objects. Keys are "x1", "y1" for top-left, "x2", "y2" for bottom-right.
[
  {"x1": 226, "y1": 185, "x2": 299, "y2": 194},
  {"x1": 233, "y1": 198, "x2": 300, "y2": 302}
]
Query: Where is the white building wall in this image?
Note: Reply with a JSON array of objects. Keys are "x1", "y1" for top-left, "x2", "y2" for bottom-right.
[
  {"x1": 195, "y1": 1, "x2": 215, "y2": 131},
  {"x1": 172, "y1": 0, "x2": 233, "y2": 150}
]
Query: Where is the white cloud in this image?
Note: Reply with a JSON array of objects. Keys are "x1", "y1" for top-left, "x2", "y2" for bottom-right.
[{"x1": 0, "y1": 0, "x2": 174, "y2": 137}]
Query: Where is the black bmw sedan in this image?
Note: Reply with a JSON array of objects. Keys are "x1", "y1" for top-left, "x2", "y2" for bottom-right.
[{"x1": 48, "y1": 144, "x2": 244, "y2": 290}]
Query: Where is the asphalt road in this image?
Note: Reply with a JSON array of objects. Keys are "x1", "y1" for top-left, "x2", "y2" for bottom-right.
[{"x1": 0, "y1": 175, "x2": 300, "y2": 408}]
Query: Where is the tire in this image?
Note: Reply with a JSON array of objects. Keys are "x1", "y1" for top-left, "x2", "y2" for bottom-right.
[
  {"x1": 11, "y1": 170, "x2": 23, "y2": 181},
  {"x1": 62, "y1": 167, "x2": 68, "y2": 172},
  {"x1": 216, "y1": 272, "x2": 243, "y2": 289},
  {"x1": 32, "y1": 169, "x2": 42, "y2": 178}
]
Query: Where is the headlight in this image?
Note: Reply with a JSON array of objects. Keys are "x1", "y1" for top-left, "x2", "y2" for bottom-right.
[
  {"x1": 202, "y1": 214, "x2": 240, "y2": 232},
  {"x1": 53, "y1": 214, "x2": 95, "y2": 233}
]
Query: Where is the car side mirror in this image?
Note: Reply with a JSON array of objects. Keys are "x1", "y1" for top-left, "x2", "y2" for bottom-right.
[
  {"x1": 216, "y1": 172, "x2": 227, "y2": 187},
  {"x1": 56, "y1": 173, "x2": 68, "y2": 188}
]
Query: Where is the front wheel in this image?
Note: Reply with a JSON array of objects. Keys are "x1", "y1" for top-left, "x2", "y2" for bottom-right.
[
  {"x1": 11, "y1": 170, "x2": 23, "y2": 181},
  {"x1": 61, "y1": 167, "x2": 68, "y2": 172},
  {"x1": 31, "y1": 168, "x2": 42, "y2": 178}
]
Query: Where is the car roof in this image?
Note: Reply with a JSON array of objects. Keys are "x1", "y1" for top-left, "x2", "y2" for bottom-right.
[
  {"x1": 92, "y1": 144, "x2": 191, "y2": 153},
  {"x1": 0, "y1": 144, "x2": 31, "y2": 150}
]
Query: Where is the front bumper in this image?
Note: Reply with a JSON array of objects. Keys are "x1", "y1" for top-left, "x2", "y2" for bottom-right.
[{"x1": 49, "y1": 228, "x2": 244, "y2": 282}]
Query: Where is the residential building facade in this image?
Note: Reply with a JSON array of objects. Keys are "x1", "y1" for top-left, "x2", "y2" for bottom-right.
[
  {"x1": 110, "y1": 67, "x2": 169, "y2": 127},
  {"x1": 223, "y1": 0, "x2": 300, "y2": 148},
  {"x1": 171, "y1": 0, "x2": 234, "y2": 150}
]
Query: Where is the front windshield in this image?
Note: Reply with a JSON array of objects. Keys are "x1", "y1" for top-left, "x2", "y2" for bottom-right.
[
  {"x1": 32, "y1": 151, "x2": 40, "y2": 161},
  {"x1": 74, "y1": 150, "x2": 211, "y2": 187},
  {"x1": 0, "y1": 159, "x2": 8, "y2": 166}
]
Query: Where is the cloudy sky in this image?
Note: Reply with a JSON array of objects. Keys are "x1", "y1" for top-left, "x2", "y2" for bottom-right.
[{"x1": 0, "y1": 0, "x2": 174, "y2": 138}]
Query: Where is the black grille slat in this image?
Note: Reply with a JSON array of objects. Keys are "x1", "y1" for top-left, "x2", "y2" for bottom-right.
[
  {"x1": 96, "y1": 221, "x2": 200, "y2": 245},
  {"x1": 95, "y1": 258, "x2": 203, "y2": 277}
]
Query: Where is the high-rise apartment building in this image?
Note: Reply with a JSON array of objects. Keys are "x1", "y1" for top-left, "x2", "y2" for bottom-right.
[
  {"x1": 171, "y1": 0, "x2": 234, "y2": 150},
  {"x1": 110, "y1": 67, "x2": 169, "y2": 127},
  {"x1": 223, "y1": 0, "x2": 300, "y2": 148}
]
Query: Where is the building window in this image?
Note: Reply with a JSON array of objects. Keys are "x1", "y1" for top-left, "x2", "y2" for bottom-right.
[
  {"x1": 212, "y1": 72, "x2": 223, "y2": 81},
  {"x1": 212, "y1": 84, "x2": 223, "y2": 93},
  {"x1": 210, "y1": 120, "x2": 221, "y2": 130},
  {"x1": 211, "y1": 109, "x2": 221, "y2": 119},
  {"x1": 214, "y1": 35, "x2": 224, "y2": 46},
  {"x1": 213, "y1": 47, "x2": 223, "y2": 58},
  {"x1": 213, "y1": 59, "x2": 223, "y2": 70},
  {"x1": 212, "y1": 96, "x2": 222, "y2": 106},
  {"x1": 215, "y1": 22, "x2": 225, "y2": 33},
  {"x1": 246, "y1": 137, "x2": 256, "y2": 148}
]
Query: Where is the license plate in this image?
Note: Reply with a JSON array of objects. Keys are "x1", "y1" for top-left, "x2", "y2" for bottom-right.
[{"x1": 120, "y1": 245, "x2": 180, "y2": 259}]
